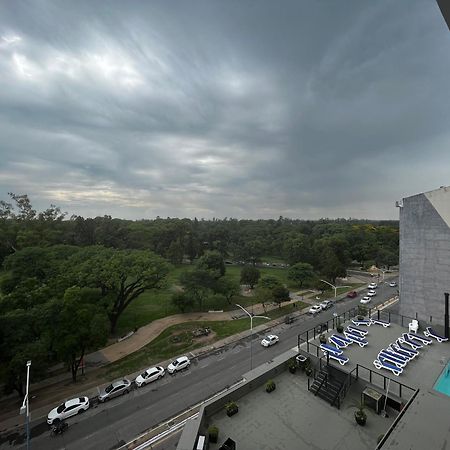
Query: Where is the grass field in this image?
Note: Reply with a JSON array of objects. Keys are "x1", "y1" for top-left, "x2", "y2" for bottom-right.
[
  {"x1": 115, "y1": 264, "x2": 300, "y2": 336},
  {"x1": 107, "y1": 301, "x2": 308, "y2": 378}
]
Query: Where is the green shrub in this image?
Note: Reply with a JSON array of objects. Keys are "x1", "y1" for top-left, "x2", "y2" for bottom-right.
[
  {"x1": 208, "y1": 425, "x2": 219, "y2": 443},
  {"x1": 265, "y1": 379, "x2": 276, "y2": 393}
]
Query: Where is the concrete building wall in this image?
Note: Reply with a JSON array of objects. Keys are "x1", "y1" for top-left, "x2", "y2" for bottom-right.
[{"x1": 399, "y1": 187, "x2": 450, "y2": 326}]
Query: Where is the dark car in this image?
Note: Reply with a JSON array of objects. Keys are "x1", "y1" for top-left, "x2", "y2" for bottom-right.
[{"x1": 347, "y1": 291, "x2": 358, "y2": 298}]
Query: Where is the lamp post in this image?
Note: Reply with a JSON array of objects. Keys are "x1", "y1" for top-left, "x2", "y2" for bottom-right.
[
  {"x1": 19, "y1": 360, "x2": 31, "y2": 450},
  {"x1": 236, "y1": 304, "x2": 270, "y2": 370},
  {"x1": 319, "y1": 280, "x2": 350, "y2": 298}
]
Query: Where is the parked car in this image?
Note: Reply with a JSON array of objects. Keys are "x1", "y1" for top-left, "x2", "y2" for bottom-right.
[
  {"x1": 47, "y1": 397, "x2": 90, "y2": 425},
  {"x1": 367, "y1": 290, "x2": 377, "y2": 297},
  {"x1": 98, "y1": 379, "x2": 131, "y2": 402},
  {"x1": 368, "y1": 282, "x2": 378, "y2": 290},
  {"x1": 389, "y1": 281, "x2": 397, "y2": 287},
  {"x1": 135, "y1": 366, "x2": 165, "y2": 387},
  {"x1": 360, "y1": 296, "x2": 371, "y2": 304},
  {"x1": 320, "y1": 300, "x2": 334, "y2": 310},
  {"x1": 347, "y1": 291, "x2": 357, "y2": 298},
  {"x1": 308, "y1": 305, "x2": 322, "y2": 315},
  {"x1": 167, "y1": 356, "x2": 190, "y2": 374},
  {"x1": 261, "y1": 335, "x2": 279, "y2": 347}
]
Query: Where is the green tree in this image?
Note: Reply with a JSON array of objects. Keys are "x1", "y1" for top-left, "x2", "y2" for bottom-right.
[
  {"x1": 272, "y1": 285, "x2": 290, "y2": 307},
  {"x1": 179, "y1": 269, "x2": 215, "y2": 310},
  {"x1": 196, "y1": 250, "x2": 226, "y2": 278},
  {"x1": 287, "y1": 263, "x2": 315, "y2": 288},
  {"x1": 73, "y1": 247, "x2": 170, "y2": 334},
  {"x1": 171, "y1": 292, "x2": 195, "y2": 313},
  {"x1": 215, "y1": 277, "x2": 240, "y2": 304},
  {"x1": 259, "y1": 276, "x2": 282, "y2": 290},
  {"x1": 54, "y1": 288, "x2": 109, "y2": 382},
  {"x1": 240, "y1": 267, "x2": 260, "y2": 289}
]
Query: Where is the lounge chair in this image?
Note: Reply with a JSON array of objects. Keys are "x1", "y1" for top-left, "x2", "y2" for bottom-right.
[
  {"x1": 370, "y1": 318, "x2": 390, "y2": 327},
  {"x1": 407, "y1": 333, "x2": 432, "y2": 345},
  {"x1": 373, "y1": 358, "x2": 403, "y2": 376},
  {"x1": 378, "y1": 351, "x2": 407, "y2": 368},
  {"x1": 347, "y1": 325, "x2": 368, "y2": 336},
  {"x1": 395, "y1": 339, "x2": 420, "y2": 355},
  {"x1": 423, "y1": 327, "x2": 449, "y2": 343},
  {"x1": 319, "y1": 343, "x2": 343, "y2": 355},
  {"x1": 398, "y1": 334, "x2": 423, "y2": 350},
  {"x1": 329, "y1": 335, "x2": 352, "y2": 349},
  {"x1": 322, "y1": 350, "x2": 349, "y2": 366},
  {"x1": 381, "y1": 349, "x2": 410, "y2": 363},
  {"x1": 351, "y1": 318, "x2": 372, "y2": 326},
  {"x1": 389, "y1": 344, "x2": 416, "y2": 360},
  {"x1": 343, "y1": 331, "x2": 368, "y2": 347},
  {"x1": 408, "y1": 319, "x2": 419, "y2": 333}
]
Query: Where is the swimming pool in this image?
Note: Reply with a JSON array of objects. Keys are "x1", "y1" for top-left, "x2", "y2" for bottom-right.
[{"x1": 434, "y1": 362, "x2": 450, "y2": 396}]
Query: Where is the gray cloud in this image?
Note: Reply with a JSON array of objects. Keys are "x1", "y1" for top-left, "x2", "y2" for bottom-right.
[{"x1": 0, "y1": 0, "x2": 449, "y2": 220}]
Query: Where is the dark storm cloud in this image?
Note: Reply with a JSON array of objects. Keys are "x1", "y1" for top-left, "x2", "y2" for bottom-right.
[{"x1": 0, "y1": 0, "x2": 449, "y2": 219}]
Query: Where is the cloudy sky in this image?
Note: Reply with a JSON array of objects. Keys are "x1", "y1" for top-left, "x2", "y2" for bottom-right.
[{"x1": 0, "y1": 0, "x2": 449, "y2": 220}]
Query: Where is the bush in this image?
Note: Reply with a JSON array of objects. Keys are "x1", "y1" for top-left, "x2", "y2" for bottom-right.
[
  {"x1": 319, "y1": 333, "x2": 327, "y2": 344},
  {"x1": 336, "y1": 324, "x2": 344, "y2": 333},
  {"x1": 208, "y1": 426, "x2": 219, "y2": 443},
  {"x1": 225, "y1": 401, "x2": 239, "y2": 417},
  {"x1": 288, "y1": 358, "x2": 297, "y2": 373},
  {"x1": 265, "y1": 379, "x2": 276, "y2": 393}
]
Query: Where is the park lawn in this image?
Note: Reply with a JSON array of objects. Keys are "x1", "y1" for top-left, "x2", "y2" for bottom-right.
[
  {"x1": 116, "y1": 264, "x2": 298, "y2": 336},
  {"x1": 106, "y1": 301, "x2": 308, "y2": 379}
]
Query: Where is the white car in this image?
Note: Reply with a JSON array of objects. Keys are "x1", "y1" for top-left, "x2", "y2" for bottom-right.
[
  {"x1": 47, "y1": 397, "x2": 90, "y2": 425},
  {"x1": 367, "y1": 290, "x2": 377, "y2": 297},
  {"x1": 389, "y1": 281, "x2": 397, "y2": 287},
  {"x1": 320, "y1": 300, "x2": 334, "y2": 310},
  {"x1": 167, "y1": 356, "x2": 190, "y2": 374},
  {"x1": 261, "y1": 335, "x2": 279, "y2": 347},
  {"x1": 360, "y1": 296, "x2": 371, "y2": 304},
  {"x1": 308, "y1": 305, "x2": 322, "y2": 315},
  {"x1": 368, "y1": 283, "x2": 378, "y2": 290},
  {"x1": 135, "y1": 366, "x2": 165, "y2": 387}
]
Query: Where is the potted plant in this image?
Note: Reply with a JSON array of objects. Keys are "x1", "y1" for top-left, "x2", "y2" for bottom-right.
[
  {"x1": 288, "y1": 358, "x2": 297, "y2": 373},
  {"x1": 225, "y1": 401, "x2": 239, "y2": 417},
  {"x1": 208, "y1": 426, "x2": 219, "y2": 443},
  {"x1": 319, "y1": 333, "x2": 327, "y2": 344},
  {"x1": 351, "y1": 401, "x2": 368, "y2": 426},
  {"x1": 304, "y1": 360, "x2": 313, "y2": 377},
  {"x1": 265, "y1": 379, "x2": 276, "y2": 393}
]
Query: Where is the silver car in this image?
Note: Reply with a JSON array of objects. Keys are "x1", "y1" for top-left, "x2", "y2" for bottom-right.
[{"x1": 98, "y1": 379, "x2": 131, "y2": 402}]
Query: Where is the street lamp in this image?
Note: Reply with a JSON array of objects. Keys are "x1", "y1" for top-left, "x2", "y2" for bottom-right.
[
  {"x1": 319, "y1": 280, "x2": 350, "y2": 298},
  {"x1": 235, "y1": 304, "x2": 270, "y2": 370},
  {"x1": 19, "y1": 360, "x2": 31, "y2": 450}
]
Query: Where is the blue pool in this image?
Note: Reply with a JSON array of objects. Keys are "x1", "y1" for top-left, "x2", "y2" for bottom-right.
[{"x1": 434, "y1": 362, "x2": 450, "y2": 396}]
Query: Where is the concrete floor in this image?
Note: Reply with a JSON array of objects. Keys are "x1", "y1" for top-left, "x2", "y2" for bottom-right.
[{"x1": 208, "y1": 371, "x2": 395, "y2": 450}]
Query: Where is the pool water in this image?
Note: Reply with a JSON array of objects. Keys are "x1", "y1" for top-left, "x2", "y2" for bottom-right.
[{"x1": 434, "y1": 362, "x2": 450, "y2": 396}]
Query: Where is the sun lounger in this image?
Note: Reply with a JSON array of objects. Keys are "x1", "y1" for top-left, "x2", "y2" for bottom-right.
[
  {"x1": 370, "y1": 318, "x2": 390, "y2": 327},
  {"x1": 389, "y1": 344, "x2": 415, "y2": 360},
  {"x1": 373, "y1": 357, "x2": 403, "y2": 376},
  {"x1": 391, "y1": 339, "x2": 419, "y2": 358},
  {"x1": 343, "y1": 331, "x2": 368, "y2": 347},
  {"x1": 407, "y1": 333, "x2": 432, "y2": 345},
  {"x1": 378, "y1": 351, "x2": 407, "y2": 368},
  {"x1": 352, "y1": 318, "x2": 372, "y2": 326},
  {"x1": 347, "y1": 325, "x2": 368, "y2": 336},
  {"x1": 322, "y1": 351, "x2": 349, "y2": 366},
  {"x1": 329, "y1": 335, "x2": 352, "y2": 349},
  {"x1": 399, "y1": 334, "x2": 423, "y2": 350},
  {"x1": 319, "y1": 343, "x2": 343, "y2": 355},
  {"x1": 423, "y1": 327, "x2": 449, "y2": 343},
  {"x1": 381, "y1": 349, "x2": 410, "y2": 363}
]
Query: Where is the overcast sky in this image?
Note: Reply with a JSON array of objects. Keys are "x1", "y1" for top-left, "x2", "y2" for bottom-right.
[{"x1": 0, "y1": 0, "x2": 449, "y2": 220}]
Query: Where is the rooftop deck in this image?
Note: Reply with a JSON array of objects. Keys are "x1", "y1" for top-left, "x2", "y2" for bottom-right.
[{"x1": 208, "y1": 370, "x2": 395, "y2": 450}]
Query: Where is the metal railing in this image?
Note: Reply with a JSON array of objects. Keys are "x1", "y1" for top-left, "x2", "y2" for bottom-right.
[{"x1": 332, "y1": 366, "x2": 358, "y2": 409}]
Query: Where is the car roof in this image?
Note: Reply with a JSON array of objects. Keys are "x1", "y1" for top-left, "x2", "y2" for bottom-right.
[
  {"x1": 176, "y1": 356, "x2": 188, "y2": 362},
  {"x1": 266, "y1": 335, "x2": 276, "y2": 339},
  {"x1": 65, "y1": 398, "x2": 83, "y2": 407},
  {"x1": 112, "y1": 379, "x2": 128, "y2": 387}
]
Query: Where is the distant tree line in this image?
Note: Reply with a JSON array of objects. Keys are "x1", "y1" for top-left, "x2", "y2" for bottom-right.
[{"x1": 0, "y1": 193, "x2": 399, "y2": 397}]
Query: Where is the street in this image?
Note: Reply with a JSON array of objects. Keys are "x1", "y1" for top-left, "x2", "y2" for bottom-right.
[{"x1": 0, "y1": 280, "x2": 397, "y2": 450}]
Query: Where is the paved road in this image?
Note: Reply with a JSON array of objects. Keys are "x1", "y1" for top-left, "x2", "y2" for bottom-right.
[{"x1": 0, "y1": 280, "x2": 397, "y2": 450}]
